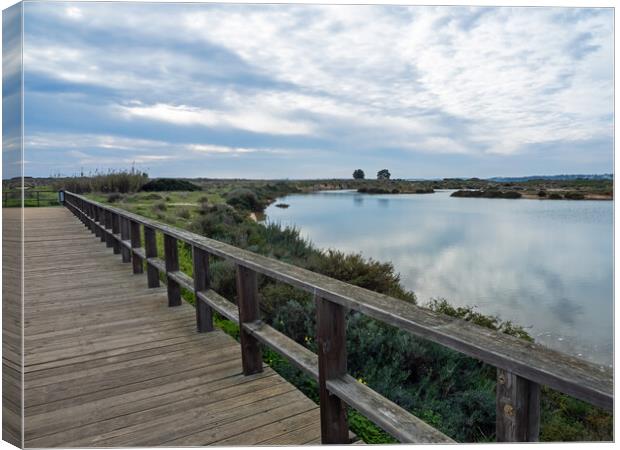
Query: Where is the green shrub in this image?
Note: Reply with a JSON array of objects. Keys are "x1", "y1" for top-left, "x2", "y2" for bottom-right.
[
  {"x1": 107, "y1": 193, "x2": 123, "y2": 203},
  {"x1": 306, "y1": 249, "x2": 416, "y2": 303},
  {"x1": 141, "y1": 178, "x2": 201, "y2": 192},
  {"x1": 152, "y1": 201, "x2": 167, "y2": 212},
  {"x1": 225, "y1": 188, "x2": 261, "y2": 211},
  {"x1": 176, "y1": 207, "x2": 191, "y2": 219},
  {"x1": 198, "y1": 196, "x2": 209, "y2": 211},
  {"x1": 427, "y1": 298, "x2": 532, "y2": 341},
  {"x1": 143, "y1": 193, "x2": 163, "y2": 200},
  {"x1": 191, "y1": 204, "x2": 244, "y2": 239}
]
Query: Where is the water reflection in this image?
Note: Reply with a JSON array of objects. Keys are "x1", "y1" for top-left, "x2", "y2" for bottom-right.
[{"x1": 266, "y1": 190, "x2": 613, "y2": 366}]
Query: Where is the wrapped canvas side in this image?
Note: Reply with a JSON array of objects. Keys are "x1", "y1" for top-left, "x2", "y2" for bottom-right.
[{"x1": 2, "y1": 2, "x2": 24, "y2": 448}]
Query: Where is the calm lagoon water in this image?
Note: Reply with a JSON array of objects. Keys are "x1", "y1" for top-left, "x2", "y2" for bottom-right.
[{"x1": 265, "y1": 190, "x2": 613, "y2": 366}]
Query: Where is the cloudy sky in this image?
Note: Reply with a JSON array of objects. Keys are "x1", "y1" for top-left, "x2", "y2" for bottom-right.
[{"x1": 21, "y1": 2, "x2": 613, "y2": 179}]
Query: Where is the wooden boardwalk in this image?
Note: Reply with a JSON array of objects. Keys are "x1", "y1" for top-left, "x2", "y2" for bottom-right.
[{"x1": 23, "y1": 207, "x2": 322, "y2": 447}]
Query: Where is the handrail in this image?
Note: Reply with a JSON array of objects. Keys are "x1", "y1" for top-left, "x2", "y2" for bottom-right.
[{"x1": 62, "y1": 190, "x2": 613, "y2": 443}]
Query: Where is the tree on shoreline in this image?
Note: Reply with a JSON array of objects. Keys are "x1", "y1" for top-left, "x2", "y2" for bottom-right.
[
  {"x1": 353, "y1": 169, "x2": 365, "y2": 179},
  {"x1": 377, "y1": 169, "x2": 391, "y2": 180}
]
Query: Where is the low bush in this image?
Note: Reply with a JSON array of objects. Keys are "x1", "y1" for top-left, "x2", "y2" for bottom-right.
[
  {"x1": 143, "y1": 193, "x2": 163, "y2": 200},
  {"x1": 191, "y1": 204, "x2": 244, "y2": 239},
  {"x1": 141, "y1": 178, "x2": 201, "y2": 192},
  {"x1": 307, "y1": 250, "x2": 417, "y2": 303},
  {"x1": 152, "y1": 201, "x2": 167, "y2": 212},
  {"x1": 176, "y1": 207, "x2": 191, "y2": 219},
  {"x1": 225, "y1": 188, "x2": 261, "y2": 211},
  {"x1": 107, "y1": 193, "x2": 123, "y2": 203}
]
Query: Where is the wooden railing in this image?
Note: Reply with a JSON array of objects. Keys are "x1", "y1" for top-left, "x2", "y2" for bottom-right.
[{"x1": 62, "y1": 191, "x2": 613, "y2": 444}]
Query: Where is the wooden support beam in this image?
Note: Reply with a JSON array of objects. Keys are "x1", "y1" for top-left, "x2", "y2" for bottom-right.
[
  {"x1": 104, "y1": 210, "x2": 114, "y2": 248},
  {"x1": 144, "y1": 226, "x2": 160, "y2": 288},
  {"x1": 96, "y1": 207, "x2": 104, "y2": 241},
  {"x1": 88, "y1": 204, "x2": 95, "y2": 234},
  {"x1": 164, "y1": 234, "x2": 181, "y2": 307},
  {"x1": 316, "y1": 297, "x2": 349, "y2": 444},
  {"x1": 130, "y1": 220, "x2": 143, "y2": 274},
  {"x1": 193, "y1": 246, "x2": 213, "y2": 332},
  {"x1": 236, "y1": 265, "x2": 262, "y2": 375},
  {"x1": 120, "y1": 216, "x2": 131, "y2": 263},
  {"x1": 111, "y1": 213, "x2": 121, "y2": 255},
  {"x1": 496, "y1": 368, "x2": 540, "y2": 442}
]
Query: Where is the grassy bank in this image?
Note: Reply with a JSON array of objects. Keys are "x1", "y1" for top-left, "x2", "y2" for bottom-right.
[{"x1": 82, "y1": 183, "x2": 612, "y2": 443}]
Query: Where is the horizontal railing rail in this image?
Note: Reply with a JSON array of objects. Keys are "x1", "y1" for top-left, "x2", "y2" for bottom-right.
[{"x1": 62, "y1": 190, "x2": 613, "y2": 444}]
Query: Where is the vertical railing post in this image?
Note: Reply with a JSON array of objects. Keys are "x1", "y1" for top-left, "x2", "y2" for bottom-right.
[
  {"x1": 120, "y1": 216, "x2": 131, "y2": 263},
  {"x1": 130, "y1": 220, "x2": 143, "y2": 274},
  {"x1": 93, "y1": 207, "x2": 101, "y2": 238},
  {"x1": 163, "y1": 234, "x2": 181, "y2": 307},
  {"x1": 236, "y1": 265, "x2": 262, "y2": 374},
  {"x1": 316, "y1": 297, "x2": 349, "y2": 444},
  {"x1": 111, "y1": 212, "x2": 121, "y2": 254},
  {"x1": 496, "y1": 369, "x2": 541, "y2": 442},
  {"x1": 99, "y1": 208, "x2": 106, "y2": 243},
  {"x1": 144, "y1": 226, "x2": 160, "y2": 288},
  {"x1": 90, "y1": 204, "x2": 96, "y2": 234},
  {"x1": 105, "y1": 210, "x2": 114, "y2": 248},
  {"x1": 193, "y1": 246, "x2": 213, "y2": 332}
]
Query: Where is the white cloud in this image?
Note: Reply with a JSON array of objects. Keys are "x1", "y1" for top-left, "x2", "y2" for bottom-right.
[
  {"x1": 24, "y1": 132, "x2": 296, "y2": 170},
  {"x1": 189, "y1": 144, "x2": 254, "y2": 154},
  {"x1": 65, "y1": 7, "x2": 83, "y2": 20},
  {"x1": 118, "y1": 102, "x2": 314, "y2": 136},
  {"x1": 25, "y1": 133, "x2": 173, "y2": 152}
]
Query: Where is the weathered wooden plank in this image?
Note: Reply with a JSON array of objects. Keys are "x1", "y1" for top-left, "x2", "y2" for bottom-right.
[
  {"x1": 25, "y1": 339, "x2": 233, "y2": 389},
  {"x1": 496, "y1": 369, "x2": 541, "y2": 442},
  {"x1": 129, "y1": 220, "x2": 143, "y2": 274},
  {"x1": 55, "y1": 382, "x2": 300, "y2": 447},
  {"x1": 196, "y1": 289, "x2": 239, "y2": 323},
  {"x1": 164, "y1": 234, "x2": 182, "y2": 307},
  {"x1": 327, "y1": 375, "x2": 454, "y2": 443},
  {"x1": 259, "y1": 421, "x2": 322, "y2": 445},
  {"x1": 193, "y1": 246, "x2": 213, "y2": 332},
  {"x1": 111, "y1": 212, "x2": 121, "y2": 254},
  {"x1": 213, "y1": 408, "x2": 320, "y2": 445},
  {"x1": 236, "y1": 265, "x2": 263, "y2": 375},
  {"x1": 243, "y1": 320, "x2": 318, "y2": 380},
  {"x1": 144, "y1": 226, "x2": 160, "y2": 288},
  {"x1": 316, "y1": 297, "x2": 348, "y2": 444},
  {"x1": 120, "y1": 216, "x2": 131, "y2": 263},
  {"x1": 25, "y1": 334, "x2": 229, "y2": 381},
  {"x1": 26, "y1": 371, "x2": 278, "y2": 442},
  {"x1": 163, "y1": 390, "x2": 317, "y2": 446},
  {"x1": 104, "y1": 210, "x2": 114, "y2": 248},
  {"x1": 25, "y1": 339, "x2": 239, "y2": 407}
]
